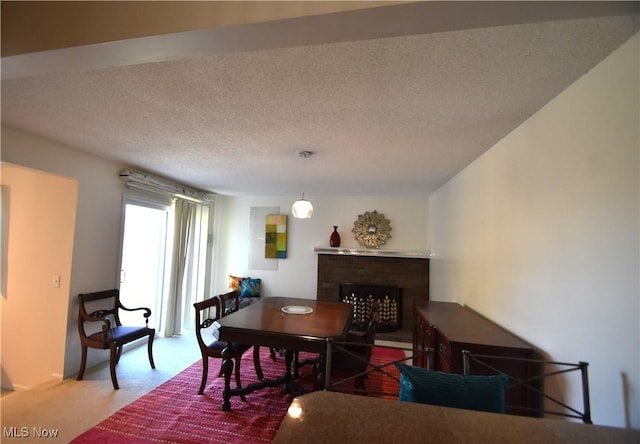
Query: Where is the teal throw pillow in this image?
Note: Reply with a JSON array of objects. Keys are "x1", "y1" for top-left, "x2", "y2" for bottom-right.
[
  {"x1": 394, "y1": 363, "x2": 507, "y2": 413},
  {"x1": 240, "y1": 278, "x2": 261, "y2": 298}
]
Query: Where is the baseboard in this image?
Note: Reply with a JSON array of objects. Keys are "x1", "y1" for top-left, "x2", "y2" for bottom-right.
[{"x1": 3, "y1": 383, "x2": 30, "y2": 392}]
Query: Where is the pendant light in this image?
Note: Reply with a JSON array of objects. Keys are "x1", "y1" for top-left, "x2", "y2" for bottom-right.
[{"x1": 292, "y1": 151, "x2": 314, "y2": 219}]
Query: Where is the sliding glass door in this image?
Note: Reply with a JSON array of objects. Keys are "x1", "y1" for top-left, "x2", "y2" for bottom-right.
[
  {"x1": 118, "y1": 190, "x2": 213, "y2": 337},
  {"x1": 119, "y1": 198, "x2": 172, "y2": 331}
]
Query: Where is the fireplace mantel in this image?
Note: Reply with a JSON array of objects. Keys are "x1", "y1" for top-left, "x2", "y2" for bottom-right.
[{"x1": 314, "y1": 246, "x2": 430, "y2": 259}]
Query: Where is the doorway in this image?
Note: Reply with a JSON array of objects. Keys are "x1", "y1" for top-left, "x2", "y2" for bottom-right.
[
  {"x1": 118, "y1": 190, "x2": 213, "y2": 337},
  {"x1": 119, "y1": 200, "x2": 172, "y2": 331}
]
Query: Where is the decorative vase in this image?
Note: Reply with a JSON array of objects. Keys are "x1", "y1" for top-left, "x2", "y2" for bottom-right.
[{"x1": 330, "y1": 226, "x2": 341, "y2": 247}]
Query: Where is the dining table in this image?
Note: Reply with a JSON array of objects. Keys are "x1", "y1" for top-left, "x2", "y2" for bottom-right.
[{"x1": 216, "y1": 296, "x2": 353, "y2": 411}]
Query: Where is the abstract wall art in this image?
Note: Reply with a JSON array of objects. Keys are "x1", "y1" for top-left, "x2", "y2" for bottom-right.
[{"x1": 265, "y1": 214, "x2": 287, "y2": 258}]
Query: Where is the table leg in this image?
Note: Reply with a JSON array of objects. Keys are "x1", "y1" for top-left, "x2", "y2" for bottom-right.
[
  {"x1": 315, "y1": 352, "x2": 327, "y2": 390},
  {"x1": 282, "y1": 349, "x2": 294, "y2": 394},
  {"x1": 254, "y1": 346, "x2": 265, "y2": 381},
  {"x1": 221, "y1": 343, "x2": 234, "y2": 411}
]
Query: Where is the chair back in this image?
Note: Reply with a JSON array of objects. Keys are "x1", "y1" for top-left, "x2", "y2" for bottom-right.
[
  {"x1": 78, "y1": 289, "x2": 123, "y2": 339},
  {"x1": 343, "y1": 319, "x2": 377, "y2": 361},
  {"x1": 462, "y1": 350, "x2": 591, "y2": 423},
  {"x1": 193, "y1": 296, "x2": 222, "y2": 349},
  {"x1": 219, "y1": 290, "x2": 241, "y2": 316},
  {"x1": 79, "y1": 288, "x2": 123, "y2": 321}
]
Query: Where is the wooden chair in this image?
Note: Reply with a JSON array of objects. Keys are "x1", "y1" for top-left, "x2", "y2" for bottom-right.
[
  {"x1": 193, "y1": 291, "x2": 264, "y2": 395},
  {"x1": 77, "y1": 289, "x2": 155, "y2": 390},
  {"x1": 319, "y1": 319, "x2": 378, "y2": 393}
]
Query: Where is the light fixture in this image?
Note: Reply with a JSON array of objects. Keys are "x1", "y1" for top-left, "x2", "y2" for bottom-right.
[{"x1": 292, "y1": 151, "x2": 314, "y2": 219}]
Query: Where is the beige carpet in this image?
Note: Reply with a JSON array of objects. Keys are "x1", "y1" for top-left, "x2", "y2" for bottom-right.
[{"x1": 1, "y1": 334, "x2": 200, "y2": 444}]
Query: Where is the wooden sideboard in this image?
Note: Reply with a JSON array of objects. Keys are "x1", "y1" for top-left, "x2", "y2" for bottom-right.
[{"x1": 413, "y1": 301, "x2": 538, "y2": 416}]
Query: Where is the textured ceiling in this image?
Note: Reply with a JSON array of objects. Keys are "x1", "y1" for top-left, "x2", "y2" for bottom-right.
[{"x1": 2, "y1": 2, "x2": 638, "y2": 197}]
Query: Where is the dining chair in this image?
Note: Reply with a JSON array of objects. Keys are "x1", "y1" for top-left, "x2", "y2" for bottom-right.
[
  {"x1": 77, "y1": 289, "x2": 155, "y2": 390},
  {"x1": 318, "y1": 318, "x2": 378, "y2": 393},
  {"x1": 193, "y1": 291, "x2": 264, "y2": 395}
]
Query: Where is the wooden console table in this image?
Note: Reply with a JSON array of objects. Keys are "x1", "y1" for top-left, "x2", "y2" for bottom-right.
[{"x1": 413, "y1": 301, "x2": 537, "y2": 415}]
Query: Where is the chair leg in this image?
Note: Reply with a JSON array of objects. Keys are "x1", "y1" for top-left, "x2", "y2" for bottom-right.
[
  {"x1": 109, "y1": 346, "x2": 120, "y2": 390},
  {"x1": 77, "y1": 345, "x2": 88, "y2": 380},
  {"x1": 254, "y1": 346, "x2": 265, "y2": 381},
  {"x1": 198, "y1": 357, "x2": 209, "y2": 395},
  {"x1": 147, "y1": 332, "x2": 156, "y2": 369}
]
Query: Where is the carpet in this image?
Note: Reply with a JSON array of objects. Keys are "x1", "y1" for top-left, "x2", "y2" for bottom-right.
[{"x1": 72, "y1": 346, "x2": 405, "y2": 444}]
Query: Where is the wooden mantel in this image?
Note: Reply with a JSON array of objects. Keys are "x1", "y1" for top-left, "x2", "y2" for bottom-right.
[{"x1": 313, "y1": 246, "x2": 430, "y2": 259}]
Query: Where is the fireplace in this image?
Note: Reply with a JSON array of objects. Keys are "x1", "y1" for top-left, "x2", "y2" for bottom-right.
[
  {"x1": 316, "y1": 252, "x2": 429, "y2": 342},
  {"x1": 340, "y1": 283, "x2": 402, "y2": 333}
]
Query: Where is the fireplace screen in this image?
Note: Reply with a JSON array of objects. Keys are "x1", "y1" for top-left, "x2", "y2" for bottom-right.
[{"x1": 340, "y1": 283, "x2": 402, "y2": 333}]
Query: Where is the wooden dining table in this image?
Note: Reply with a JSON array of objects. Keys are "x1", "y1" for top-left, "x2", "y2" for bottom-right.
[{"x1": 216, "y1": 296, "x2": 353, "y2": 411}]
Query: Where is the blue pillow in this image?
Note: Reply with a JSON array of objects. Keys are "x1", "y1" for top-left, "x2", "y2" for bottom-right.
[
  {"x1": 240, "y1": 278, "x2": 261, "y2": 298},
  {"x1": 394, "y1": 363, "x2": 507, "y2": 413}
]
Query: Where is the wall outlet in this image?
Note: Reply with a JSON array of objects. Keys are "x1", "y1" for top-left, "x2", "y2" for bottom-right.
[{"x1": 52, "y1": 275, "x2": 60, "y2": 288}]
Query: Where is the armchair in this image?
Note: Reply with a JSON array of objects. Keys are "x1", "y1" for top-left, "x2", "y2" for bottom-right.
[{"x1": 77, "y1": 289, "x2": 155, "y2": 390}]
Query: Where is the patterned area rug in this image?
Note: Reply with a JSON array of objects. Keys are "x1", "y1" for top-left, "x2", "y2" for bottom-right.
[{"x1": 72, "y1": 346, "x2": 404, "y2": 444}]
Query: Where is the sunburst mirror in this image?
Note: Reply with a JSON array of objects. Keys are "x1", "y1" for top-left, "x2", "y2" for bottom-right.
[{"x1": 352, "y1": 210, "x2": 392, "y2": 249}]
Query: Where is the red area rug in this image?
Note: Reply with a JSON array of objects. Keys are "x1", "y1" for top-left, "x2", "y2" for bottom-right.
[{"x1": 72, "y1": 346, "x2": 404, "y2": 444}]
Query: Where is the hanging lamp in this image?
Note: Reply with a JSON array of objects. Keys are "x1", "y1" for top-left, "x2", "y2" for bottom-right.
[{"x1": 292, "y1": 151, "x2": 314, "y2": 219}]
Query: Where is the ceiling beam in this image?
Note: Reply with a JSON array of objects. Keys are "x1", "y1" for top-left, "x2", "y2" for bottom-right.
[{"x1": 1, "y1": 1, "x2": 400, "y2": 56}]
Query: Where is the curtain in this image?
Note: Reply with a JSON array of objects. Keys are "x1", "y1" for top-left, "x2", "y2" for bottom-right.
[{"x1": 163, "y1": 199, "x2": 210, "y2": 336}]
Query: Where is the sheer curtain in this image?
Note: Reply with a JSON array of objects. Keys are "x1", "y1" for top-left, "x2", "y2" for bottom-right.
[{"x1": 162, "y1": 199, "x2": 211, "y2": 336}]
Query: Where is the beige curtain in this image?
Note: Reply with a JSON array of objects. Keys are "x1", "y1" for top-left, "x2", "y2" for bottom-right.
[{"x1": 163, "y1": 199, "x2": 210, "y2": 336}]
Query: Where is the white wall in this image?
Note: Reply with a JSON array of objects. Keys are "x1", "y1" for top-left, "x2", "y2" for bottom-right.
[
  {"x1": 212, "y1": 195, "x2": 429, "y2": 299},
  {"x1": 1, "y1": 124, "x2": 430, "y2": 385},
  {"x1": 428, "y1": 34, "x2": 639, "y2": 428},
  {"x1": 1, "y1": 125, "x2": 126, "y2": 381},
  {"x1": 1, "y1": 163, "x2": 77, "y2": 390}
]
